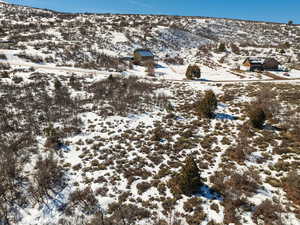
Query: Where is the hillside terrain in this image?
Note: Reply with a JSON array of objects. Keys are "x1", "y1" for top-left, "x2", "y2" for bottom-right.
[{"x1": 0, "y1": 2, "x2": 300, "y2": 225}]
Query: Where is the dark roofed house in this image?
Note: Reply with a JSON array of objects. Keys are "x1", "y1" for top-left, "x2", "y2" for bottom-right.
[
  {"x1": 243, "y1": 57, "x2": 280, "y2": 72},
  {"x1": 133, "y1": 49, "x2": 154, "y2": 66},
  {"x1": 243, "y1": 57, "x2": 264, "y2": 72}
]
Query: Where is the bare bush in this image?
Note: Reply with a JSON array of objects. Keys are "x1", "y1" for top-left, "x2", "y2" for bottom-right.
[
  {"x1": 68, "y1": 187, "x2": 99, "y2": 215},
  {"x1": 107, "y1": 202, "x2": 150, "y2": 225},
  {"x1": 0, "y1": 62, "x2": 10, "y2": 70},
  {"x1": 252, "y1": 199, "x2": 283, "y2": 225},
  {"x1": 0, "y1": 139, "x2": 28, "y2": 225},
  {"x1": 282, "y1": 171, "x2": 300, "y2": 206},
  {"x1": 30, "y1": 153, "x2": 66, "y2": 204}
]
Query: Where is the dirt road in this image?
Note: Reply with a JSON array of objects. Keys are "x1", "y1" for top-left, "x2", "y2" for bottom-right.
[
  {"x1": 5, "y1": 61, "x2": 107, "y2": 75},
  {"x1": 3, "y1": 60, "x2": 300, "y2": 84}
]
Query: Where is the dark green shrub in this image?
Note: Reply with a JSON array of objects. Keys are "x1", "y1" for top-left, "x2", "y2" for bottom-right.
[
  {"x1": 0, "y1": 54, "x2": 7, "y2": 60},
  {"x1": 197, "y1": 90, "x2": 218, "y2": 118},
  {"x1": 217, "y1": 43, "x2": 226, "y2": 52},
  {"x1": 170, "y1": 156, "x2": 202, "y2": 196},
  {"x1": 186, "y1": 64, "x2": 201, "y2": 80},
  {"x1": 247, "y1": 106, "x2": 266, "y2": 129},
  {"x1": 54, "y1": 78, "x2": 62, "y2": 90}
]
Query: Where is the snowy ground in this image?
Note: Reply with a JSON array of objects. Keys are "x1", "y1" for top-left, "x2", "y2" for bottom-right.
[
  {"x1": 1, "y1": 3, "x2": 300, "y2": 223},
  {"x1": 2, "y1": 51, "x2": 299, "y2": 82},
  {"x1": 1, "y1": 62, "x2": 299, "y2": 225}
]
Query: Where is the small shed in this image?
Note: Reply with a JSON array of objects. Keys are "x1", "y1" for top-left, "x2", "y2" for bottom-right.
[
  {"x1": 243, "y1": 57, "x2": 280, "y2": 71},
  {"x1": 133, "y1": 49, "x2": 154, "y2": 65}
]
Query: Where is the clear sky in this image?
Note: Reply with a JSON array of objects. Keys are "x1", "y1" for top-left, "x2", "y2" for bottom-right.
[{"x1": 6, "y1": 0, "x2": 300, "y2": 24}]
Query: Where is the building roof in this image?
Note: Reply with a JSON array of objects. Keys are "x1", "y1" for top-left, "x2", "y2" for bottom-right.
[
  {"x1": 246, "y1": 57, "x2": 265, "y2": 64},
  {"x1": 244, "y1": 57, "x2": 279, "y2": 65},
  {"x1": 135, "y1": 49, "x2": 154, "y2": 57}
]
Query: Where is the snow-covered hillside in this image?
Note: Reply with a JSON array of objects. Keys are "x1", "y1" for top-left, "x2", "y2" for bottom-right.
[
  {"x1": 0, "y1": 2, "x2": 300, "y2": 225},
  {"x1": 0, "y1": 1, "x2": 300, "y2": 70}
]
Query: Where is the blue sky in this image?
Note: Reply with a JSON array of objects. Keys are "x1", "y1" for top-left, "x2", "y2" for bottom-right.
[{"x1": 7, "y1": 0, "x2": 300, "y2": 23}]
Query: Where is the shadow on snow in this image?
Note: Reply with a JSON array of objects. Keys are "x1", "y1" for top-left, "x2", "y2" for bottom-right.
[
  {"x1": 192, "y1": 78, "x2": 213, "y2": 82},
  {"x1": 263, "y1": 124, "x2": 284, "y2": 131},
  {"x1": 215, "y1": 113, "x2": 238, "y2": 120},
  {"x1": 194, "y1": 184, "x2": 223, "y2": 201},
  {"x1": 155, "y1": 64, "x2": 166, "y2": 69}
]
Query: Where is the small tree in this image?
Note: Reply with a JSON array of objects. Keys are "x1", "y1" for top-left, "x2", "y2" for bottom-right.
[
  {"x1": 217, "y1": 43, "x2": 226, "y2": 52},
  {"x1": 185, "y1": 64, "x2": 201, "y2": 80},
  {"x1": 177, "y1": 156, "x2": 202, "y2": 196},
  {"x1": 248, "y1": 106, "x2": 266, "y2": 129},
  {"x1": 197, "y1": 90, "x2": 218, "y2": 118},
  {"x1": 288, "y1": 20, "x2": 293, "y2": 25}
]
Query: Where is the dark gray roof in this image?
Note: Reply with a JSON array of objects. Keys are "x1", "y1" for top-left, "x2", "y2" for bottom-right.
[{"x1": 244, "y1": 57, "x2": 280, "y2": 65}]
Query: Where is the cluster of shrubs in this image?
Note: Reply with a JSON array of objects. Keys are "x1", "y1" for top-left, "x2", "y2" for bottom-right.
[
  {"x1": 0, "y1": 77, "x2": 87, "y2": 224},
  {"x1": 16, "y1": 52, "x2": 44, "y2": 64},
  {"x1": 163, "y1": 56, "x2": 184, "y2": 65},
  {"x1": 90, "y1": 76, "x2": 169, "y2": 116},
  {"x1": 0, "y1": 62, "x2": 10, "y2": 70},
  {"x1": 74, "y1": 52, "x2": 125, "y2": 70}
]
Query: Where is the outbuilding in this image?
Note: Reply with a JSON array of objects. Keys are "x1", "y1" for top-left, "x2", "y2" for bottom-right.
[
  {"x1": 243, "y1": 57, "x2": 280, "y2": 71},
  {"x1": 133, "y1": 49, "x2": 154, "y2": 66}
]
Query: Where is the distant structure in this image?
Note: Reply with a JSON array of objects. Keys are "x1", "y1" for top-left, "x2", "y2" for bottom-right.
[
  {"x1": 243, "y1": 57, "x2": 280, "y2": 71},
  {"x1": 133, "y1": 49, "x2": 154, "y2": 66}
]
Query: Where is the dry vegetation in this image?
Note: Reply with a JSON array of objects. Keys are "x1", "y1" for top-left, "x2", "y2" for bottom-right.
[
  {"x1": 0, "y1": 2, "x2": 300, "y2": 225},
  {"x1": 1, "y1": 2, "x2": 300, "y2": 70},
  {"x1": 0, "y1": 66, "x2": 299, "y2": 224}
]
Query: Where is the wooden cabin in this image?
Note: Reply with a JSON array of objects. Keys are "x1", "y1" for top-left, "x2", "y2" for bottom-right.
[
  {"x1": 243, "y1": 57, "x2": 280, "y2": 71},
  {"x1": 133, "y1": 49, "x2": 154, "y2": 66},
  {"x1": 263, "y1": 58, "x2": 280, "y2": 71}
]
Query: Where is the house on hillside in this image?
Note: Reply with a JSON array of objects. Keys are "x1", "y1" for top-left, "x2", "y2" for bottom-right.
[
  {"x1": 133, "y1": 49, "x2": 154, "y2": 66},
  {"x1": 243, "y1": 57, "x2": 280, "y2": 71}
]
